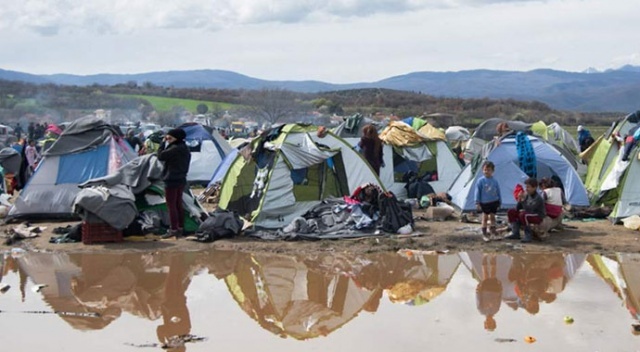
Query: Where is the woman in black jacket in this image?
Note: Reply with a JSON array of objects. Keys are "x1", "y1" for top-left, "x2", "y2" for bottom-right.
[{"x1": 157, "y1": 128, "x2": 191, "y2": 238}]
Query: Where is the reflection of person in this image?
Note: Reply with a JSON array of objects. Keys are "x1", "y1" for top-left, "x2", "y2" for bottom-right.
[
  {"x1": 476, "y1": 254, "x2": 502, "y2": 331},
  {"x1": 508, "y1": 254, "x2": 565, "y2": 315},
  {"x1": 358, "y1": 124, "x2": 384, "y2": 175},
  {"x1": 157, "y1": 254, "x2": 192, "y2": 351},
  {"x1": 475, "y1": 161, "x2": 501, "y2": 240},
  {"x1": 157, "y1": 128, "x2": 191, "y2": 238},
  {"x1": 505, "y1": 178, "x2": 545, "y2": 243}
]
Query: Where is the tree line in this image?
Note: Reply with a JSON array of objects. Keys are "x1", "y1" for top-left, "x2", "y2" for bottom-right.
[{"x1": 0, "y1": 79, "x2": 623, "y2": 127}]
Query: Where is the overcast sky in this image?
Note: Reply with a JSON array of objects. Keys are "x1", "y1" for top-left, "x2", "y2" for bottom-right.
[{"x1": 0, "y1": 0, "x2": 638, "y2": 83}]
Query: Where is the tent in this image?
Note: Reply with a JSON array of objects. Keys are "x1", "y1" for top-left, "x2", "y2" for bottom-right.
[
  {"x1": 79, "y1": 154, "x2": 206, "y2": 232},
  {"x1": 449, "y1": 134, "x2": 590, "y2": 212},
  {"x1": 217, "y1": 124, "x2": 384, "y2": 229},
  {"x1": 445, "y1": 126, "x2": 471, "y2": 150},
  {"x1": 9, "y1": 117, "x2": 137, "y2": 219},
  {"x1": 464, "y1": 118, "x2": 531, "y2": 162},
  {"x1": 582, "y1": 111, "x2": 640, "y2": 203},
  {"x1": 332, "y1": 113, "x2": 381, "y2": 139},
  {"x1": 377, "y1": 121, "x2": 463, "y2": 198},
  {"x1": 180, "y1": 122, "x2": 233, "y2": 184},
  {"x1": 596, "y1": 141, "x2": 640, "y2": 222}
]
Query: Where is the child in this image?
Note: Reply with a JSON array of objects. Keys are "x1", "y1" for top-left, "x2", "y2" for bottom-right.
[
  {"x1": 539, "y1": 178, "x2": 566, "y2": 219},
  {"x1": 505, "y1": 178, "x2": 546, "y2": 243},
  {"x1": 474, "y1": 161, "x2": 501, "y2": 241}
]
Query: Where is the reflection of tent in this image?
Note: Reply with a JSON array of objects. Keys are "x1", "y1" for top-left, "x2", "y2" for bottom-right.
[
  {"x1": 218, "y1": 124, "x2": 383, "y2": 229},
  {"x1": 220, "y1": 252, "x2": 376, "y2": 340},
  {"x1": 449, "y1": 134, "x2": 590, "y2": 212},
  {"x1": 375, "y1": 121, "x2": 462, "y2": 197},
  {"x1": 387, "y1": 252, "x2": 461, "y2": 305},
  {"x1": 15, "y1": 252, "x2": 115, "y2": 330},
  {"x1": 180, "y1": 123, "x2": 233, "y2": 184},
  {"x1": 588, "y1": 254, "x2": 640, "y2": 320},
  {"x1": 16, "y1": 252, "x2": 188, "y2": 332},
  {"x1": 9, "y1": 117, "x2": 137, "y2": 219}
]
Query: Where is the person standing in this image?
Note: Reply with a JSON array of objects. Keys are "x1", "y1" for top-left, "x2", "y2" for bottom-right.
[
  {"x1": 577, "y1": 125, "x2": 594, "y2": 152},
  {"x1": 14, "y1": 123, "x2": 23, "y2": 139},
  {"x1": 25, "y1": 139, "x2": 40, "y2": 174},
  {"x1": 358, "y1": 124, "x2": 384, "y2": 176},
  {"x1": 474, "y1": 161, "x2": 501, "y2": 241},
  {"x1": 157, "y1": 128, "x2": 191, "y2": 239},
  {"x1": 126, "y1": 129, "x2": 144, "y2": 154}
]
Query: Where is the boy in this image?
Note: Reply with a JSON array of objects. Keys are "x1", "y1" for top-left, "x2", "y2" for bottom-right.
[
  {"x1": 474, "y1": 161, "x2": 501, "y2": 241},
  {"x1": 505, "y1": 178, "x2": 545, "y2": 243}
]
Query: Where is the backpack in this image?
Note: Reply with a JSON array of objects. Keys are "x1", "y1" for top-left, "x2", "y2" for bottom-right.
[
  {"x1": 195, "y1": 210, "x2": 244, "y2": 242},
  {"x1": 379, "y1": 192, "x2": 414, "y2": 233}
]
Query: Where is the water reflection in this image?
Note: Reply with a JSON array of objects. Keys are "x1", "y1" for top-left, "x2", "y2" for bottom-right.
[
  {"x1": 460, "y1": 252, "x2": 585, "y2": 331},
  {"x1": 2, "y1": 250, "x2": 640, "y2": 346},
  {"x1": 588, "y1": 254, "x2": 640, "y2": 328}
]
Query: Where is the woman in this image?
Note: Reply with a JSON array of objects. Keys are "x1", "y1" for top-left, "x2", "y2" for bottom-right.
[
  {"x1": 157, "y1": 128, "x2": 191, "y2": 238},
  {"x1": 358, "y1": 124, "x2": 384, "y2": 175}
]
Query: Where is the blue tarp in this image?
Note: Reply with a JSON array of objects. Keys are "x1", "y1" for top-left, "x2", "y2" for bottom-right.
[
  {"x1": 208, "y1": 148, "x2": 238, "y2": 187},
  {"x1": 56, "y1": 145, "x2": 109, "y2": 184},
  {"x1": 181, "y1": 123, "x2": 214, "y2": 142}
]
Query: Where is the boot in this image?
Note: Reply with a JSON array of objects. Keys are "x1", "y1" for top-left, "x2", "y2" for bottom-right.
[
  {"x1": 161, "y1": 229, "x2": 180, "y2": 239},
  {"x1": 521, "y1": 227, "x2": 532, "y2": 243},
  {"x1": 504, "y1": 222, "x2": 521, "y2": 240}
]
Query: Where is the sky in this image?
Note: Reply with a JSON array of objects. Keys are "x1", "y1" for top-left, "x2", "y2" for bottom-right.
[{"x1": 0, "y1": 0, "x2": 639, "y2": 83}]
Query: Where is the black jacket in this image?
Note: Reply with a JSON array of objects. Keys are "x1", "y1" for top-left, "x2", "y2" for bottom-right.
[{"x1": 157, "y1": 140, "x2": 191, "y2": 187}]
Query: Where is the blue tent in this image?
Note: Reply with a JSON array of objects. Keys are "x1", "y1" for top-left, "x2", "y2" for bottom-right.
[
  {"x1": 449, "y1": 135, "x2": 589, "y2": 212},
  {"x1": 9, "y1": 117, "x2": 137, "y2": 219},
  {"x1": 179, "y1": 123, "x2": 232, "y2": 183}
]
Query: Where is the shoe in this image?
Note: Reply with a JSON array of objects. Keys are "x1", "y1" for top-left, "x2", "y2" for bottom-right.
[
  {"x1": 161, "y1": 229, "x2": 179, "y2": 239},
  {"x1": 504, "y1": 234, "x2": 521, "y2": 240},
  {"x1": 521, "y1": 237, "x2": 532, "y2": 243}
]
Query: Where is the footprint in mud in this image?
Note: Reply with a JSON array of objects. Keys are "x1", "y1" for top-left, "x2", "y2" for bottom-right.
[{"x1": 494, "y1": 338, "x2": 517, "y2": 343}]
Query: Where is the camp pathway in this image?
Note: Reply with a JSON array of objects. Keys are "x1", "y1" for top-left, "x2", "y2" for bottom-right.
[{"x1": 2, "y1": 208, "x2": 639, "y2": 256}]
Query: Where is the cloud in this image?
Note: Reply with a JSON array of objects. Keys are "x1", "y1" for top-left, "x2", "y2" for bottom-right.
[{"x1": 0, "y1": 0, "x2": 546, "y2": 35}]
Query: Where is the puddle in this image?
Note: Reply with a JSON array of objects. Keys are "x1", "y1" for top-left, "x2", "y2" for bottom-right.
[{"x1": 1, "y1": 249, "x2": 639, "y2": 351}]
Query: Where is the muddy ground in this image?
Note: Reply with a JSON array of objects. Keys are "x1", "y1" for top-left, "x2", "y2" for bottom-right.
[{"x1": 2, "y1": 205, "x2": 638, "y2": 256}]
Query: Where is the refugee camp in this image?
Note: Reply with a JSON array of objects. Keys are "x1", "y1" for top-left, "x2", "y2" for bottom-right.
[{"x1": 3, "y1": 0, "x2": 640, "y2": 350}]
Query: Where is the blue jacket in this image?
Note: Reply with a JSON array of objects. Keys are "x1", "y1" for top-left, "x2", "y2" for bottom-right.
[{"x1": 475, "y1": 176, "x2": 501, "y2": 204}]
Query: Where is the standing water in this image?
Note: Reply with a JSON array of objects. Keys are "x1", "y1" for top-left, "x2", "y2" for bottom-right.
[{"x1": 0, "y1": 249, "x2": 638, "y2": 351}]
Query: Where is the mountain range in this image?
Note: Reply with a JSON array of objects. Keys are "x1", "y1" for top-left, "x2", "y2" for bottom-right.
[{"x1": 2, "y1": 65, "x2": 640, "y2": 112}]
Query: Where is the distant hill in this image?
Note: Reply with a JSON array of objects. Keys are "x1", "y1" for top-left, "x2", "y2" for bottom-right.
[{"x1": 2, "y1": 66, "x2": 640, "y2": 112}]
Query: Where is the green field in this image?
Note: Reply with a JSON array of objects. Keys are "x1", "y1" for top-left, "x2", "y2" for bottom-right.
[{"x1": 115, "y1": 94, "x2": 238, "y2": 112}]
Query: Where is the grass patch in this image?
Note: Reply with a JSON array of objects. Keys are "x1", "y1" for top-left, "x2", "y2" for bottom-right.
[{"x1": 114, "y1": 94, "x2": 239, "y2": 112}]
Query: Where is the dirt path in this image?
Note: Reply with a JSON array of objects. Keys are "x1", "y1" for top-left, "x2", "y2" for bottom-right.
[{"x1": 2, "y1": 208, "x2": 638, "y2": 256}]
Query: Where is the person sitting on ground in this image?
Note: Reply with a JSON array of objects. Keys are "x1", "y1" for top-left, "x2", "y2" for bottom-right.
[
  {"x1": 505, "y1": 178, "x2": 546, "y2": 243},
  {"x1": 577, "y1": 125, "x2": 594, "y2": 152},
  {"x1": 539, "y1": 178, "x2": 566, "y2": 219},
  {"x1": 475, "y1": 161, "x2": 501, "y2": 241}
]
